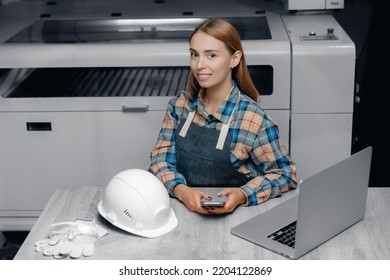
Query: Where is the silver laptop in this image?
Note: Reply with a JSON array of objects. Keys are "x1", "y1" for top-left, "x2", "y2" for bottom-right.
[{"x1": 231, "y1": 146, "x2": 372, "y2": 259}]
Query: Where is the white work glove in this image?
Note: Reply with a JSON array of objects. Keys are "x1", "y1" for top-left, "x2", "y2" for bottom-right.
[{"x1": 35, "y1": 219, "x2": 107, "y2": 259}]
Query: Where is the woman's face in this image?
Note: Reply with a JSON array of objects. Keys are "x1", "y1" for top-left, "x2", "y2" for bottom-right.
[{"x1": 189, "y1": 31, "x2": 241, "y2": 93}]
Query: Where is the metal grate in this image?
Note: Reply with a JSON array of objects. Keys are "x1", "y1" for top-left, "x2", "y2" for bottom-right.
[{"x1": 7, "y1": 67, "x2": 190, "y2": 98}]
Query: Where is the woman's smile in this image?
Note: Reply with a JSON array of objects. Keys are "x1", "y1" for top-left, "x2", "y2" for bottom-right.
[{"x1": 196, "y1": 73, "x2": 212, "y2": 82}]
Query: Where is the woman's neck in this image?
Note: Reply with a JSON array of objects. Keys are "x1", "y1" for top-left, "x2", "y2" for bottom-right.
[{"x1": 202, "y1": 82, "x2": 234, "y2": 115}]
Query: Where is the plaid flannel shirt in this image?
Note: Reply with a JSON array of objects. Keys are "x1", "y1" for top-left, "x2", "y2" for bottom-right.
[{"x1": 149, "y1": 84, "x2": 297, "y2": 206}]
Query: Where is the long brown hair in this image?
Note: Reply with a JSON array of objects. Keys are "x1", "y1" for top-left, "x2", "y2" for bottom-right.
[{"x1": 186, "y1": 18, "x2": 259, "y2": 102}]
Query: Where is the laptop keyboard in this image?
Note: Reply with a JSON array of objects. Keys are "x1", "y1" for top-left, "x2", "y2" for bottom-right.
[{"x1": 267, "y1": 221, "x2": 297, "y2": 248}]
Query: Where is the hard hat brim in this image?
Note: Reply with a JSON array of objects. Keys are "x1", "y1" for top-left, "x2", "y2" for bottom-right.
[{"x1": 98, "y1": 200, "x2": 178, "y2": 238}]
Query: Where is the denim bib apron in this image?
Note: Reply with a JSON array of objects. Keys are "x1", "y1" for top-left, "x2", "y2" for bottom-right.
[{"x1": 175, "y1": 93, "x2": 248, "y2": 187}]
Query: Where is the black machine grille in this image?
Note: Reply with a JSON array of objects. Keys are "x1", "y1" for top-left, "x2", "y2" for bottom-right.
[
  {"x1": 5, "y1": 65, "x2": 273, "y2": 98},
  {"x1": 7, "y1": 67, "x2": 189, "y2": 98}
]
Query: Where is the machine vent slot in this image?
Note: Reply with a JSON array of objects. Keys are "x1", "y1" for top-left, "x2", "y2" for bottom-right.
[
  {"x1": 2, "y1": 66, "x2": 273, "y2": 98},
  {"x1": 6, "y1": 67, "x2": 189, "y2": 98}
]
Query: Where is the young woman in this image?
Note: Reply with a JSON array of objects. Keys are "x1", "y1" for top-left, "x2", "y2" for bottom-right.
[{"x1": 149, "y1": 18, "x2": 297, "y2": 215}]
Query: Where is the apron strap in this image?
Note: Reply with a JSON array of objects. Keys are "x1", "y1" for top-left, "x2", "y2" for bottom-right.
[
  {"x1": 179, "y1": 91, "x2": 241, "y2": 150},
  {"x1": 179, "y1": 110, "x2": 196, "y2": 138},
  {"x1": 216, "y1": 123, "x2": 229, "y2": 150},
  {"x1": 216, "y1": 91, "x2": 241, "y2": 150}
]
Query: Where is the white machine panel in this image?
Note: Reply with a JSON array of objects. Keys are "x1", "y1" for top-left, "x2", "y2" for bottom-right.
[
  {"x1": 283, "y1": 14, "x2": 355, "y2": 114},
  {"x1": 291, "y1": 113, "x2": 353, "y2": 180},
  {"x1": 0, "y1": 111, "x2": 165, "y2": 210},
  {"x1": 284, "y1": 14, "x2": 355, "y2": 180}
]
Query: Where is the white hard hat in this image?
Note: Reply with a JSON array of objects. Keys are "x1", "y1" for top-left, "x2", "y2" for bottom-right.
[{"x1": 98, "y1": 169, "x2": 178, "y2": 238}]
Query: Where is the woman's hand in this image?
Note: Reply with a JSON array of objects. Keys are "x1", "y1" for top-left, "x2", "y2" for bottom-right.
[
  {"x1": 173, "y1": 185, "x2": 249, "y2": 215},
  {"x1": 209, "y1": 188, "x2": 247, "y2": 214},
  {"x1": 173, "y1": 184, "x2": 213, "y2": 214}
]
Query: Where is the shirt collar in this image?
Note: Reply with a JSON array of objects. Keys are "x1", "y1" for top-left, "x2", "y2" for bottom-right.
[{"x1": 189, "y1": 81, "x2": 240, "y2": 124}]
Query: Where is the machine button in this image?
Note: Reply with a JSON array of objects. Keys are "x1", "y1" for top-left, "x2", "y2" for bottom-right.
[{"x1": 327, "y1": 28, "x2": 335, "y2": 35}]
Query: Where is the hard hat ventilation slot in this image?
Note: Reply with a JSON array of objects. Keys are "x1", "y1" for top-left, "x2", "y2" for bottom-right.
[{"x1": 123, "y1": 209, "x2": 134, "y2": 220}]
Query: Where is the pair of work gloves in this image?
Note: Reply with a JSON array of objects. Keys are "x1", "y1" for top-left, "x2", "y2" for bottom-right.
[{"x1": 35, "y1": 219, "x2": 107, "y2": 259}]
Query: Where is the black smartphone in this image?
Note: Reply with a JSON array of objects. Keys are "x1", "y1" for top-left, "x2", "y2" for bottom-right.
[{"x1": 201, "y1": 200, "x2": 226, "y2": 207}]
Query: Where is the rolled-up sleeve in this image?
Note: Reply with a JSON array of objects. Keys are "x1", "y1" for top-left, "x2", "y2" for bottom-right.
[{"x1": 240, "y1": 119, "x2": 298, "y2": 206}]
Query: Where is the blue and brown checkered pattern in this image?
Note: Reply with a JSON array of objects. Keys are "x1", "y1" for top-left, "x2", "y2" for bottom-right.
[{"x1": 149, "y1": 84, "x2": 297, "y2": 206}]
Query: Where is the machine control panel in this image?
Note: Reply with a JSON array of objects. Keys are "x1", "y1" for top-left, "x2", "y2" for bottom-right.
[
  {"x1": 300, "y1": 28, "x2": 338, "y2": 41},
  {"x1": 282, "y1": 0, "x2": 344, "y2": 10}
]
